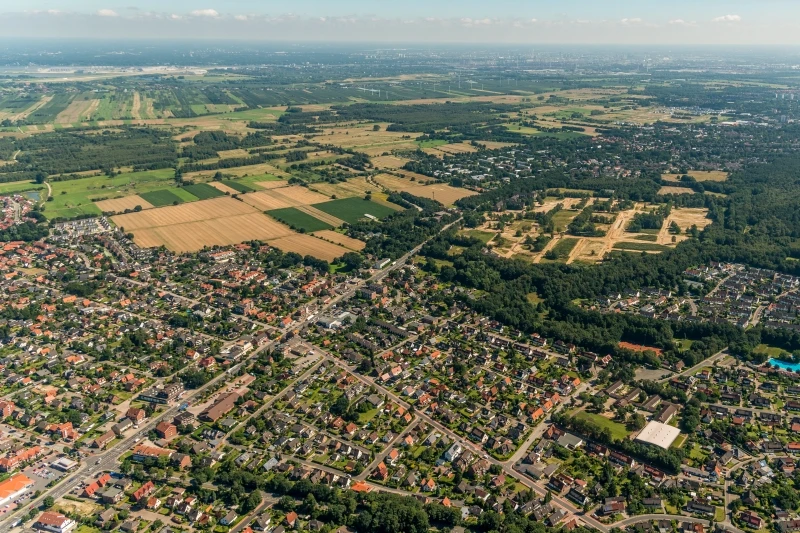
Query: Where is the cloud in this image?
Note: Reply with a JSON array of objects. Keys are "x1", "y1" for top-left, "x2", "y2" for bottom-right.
[
  {"x1": 190, "y1": 9, "x2": 219, "y2": 18},
  {"x1": 234, "y1": 15, "x2": 248, "y2": 21},
  {"x1": 620, "y1": 18, "x2": 643, "y2": 25},
  {"x1": 170, "y1": 13, "x2": 182, "y2": 20},
  {"x1": 96, "y1": 9, "x2": 118, "y2": 17},
  {"x1": 712, "y1": 14, "x2": 741, "y2": 23}
]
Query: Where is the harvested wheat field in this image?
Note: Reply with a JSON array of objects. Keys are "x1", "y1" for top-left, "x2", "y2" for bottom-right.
[
  {"x1": 479, "y1": 141, "x2": 517, "y2": 150},
  {"x1": 402, "y1": 184, "x2": 477, "y2": 205},
  {"x1": 209, "y1": 182, "x2": 240, "y2": 194},
  {"x1": 658, "y1": 186, "x2": 696, "y2": 196},
  {"x1": 134, "y1": 213, "x2": 294, "y2": 253},
  {"x1": 267, "y1": 234, "x2": 350, "y2": 262},
  {"x1": 95, "y1": 195, "x2": 154, "y2": 213},
  {"x1": 371, "y1": 155, "x2": 410, "y2": 169},
  {"x1": 111, "y1": 197, "x2": 255, "y2": 231},
  {"x1": 241, "y1": 186, "x2": 332, "y2": 211},
  {"x1": 312, "y1": 230, "x2": 366, "y2": 251},
  {"x1": 435, "y1": 142, "x2": 479, "y2": 155},
  {"x1": 217, "y1": 149, "x2": 250, "y2": 159},
  {"x1": 255, "y1": 180, "x2": 291, "y2": 189},
  {"x1": 310, "y1": 177, "x2": 377, "y2": 199}
]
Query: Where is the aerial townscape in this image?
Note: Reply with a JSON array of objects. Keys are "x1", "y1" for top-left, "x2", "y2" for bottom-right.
[{"x1": 5, "y1": 2, "x2": 800, "y2": 533}]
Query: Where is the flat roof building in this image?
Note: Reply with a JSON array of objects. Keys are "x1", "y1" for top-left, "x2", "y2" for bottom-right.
[{"x1": 635, "y1": 421, "x2": 681, "y2": 450}]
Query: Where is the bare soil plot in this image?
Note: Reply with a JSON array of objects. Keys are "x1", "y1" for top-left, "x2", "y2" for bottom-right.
[
  {"x1": 401, "y1": 184, "x2": 477, "y2": 205},
  {"x1": 532, "y1": 197, "x2": 584, "y2": 213},
  {"x1": 267, "y1": 234, "x2": 350, "y2": 262},
  {"x1": 130, "y1": 91, "x2": 141, "y2": 119},
  {"x1": 374, "y1": 173, "x2": 419, "y2": 191},
  {"x1": 312, "y1": 230, "x2": 366, "y2": 251},
  {"x1": 208, "y1": 182, "x2": 239, "y2": 195},
  {"x1": 480, "y1": 141, "x2": 517, "y2": 150},
  {"x1": 240, "y1": 186, "x2": 331, "y2": 211},
  {"x1": 657, "y1": 208, "x2": 711, "y2": 245},
  {"x1": 568, "y1": 238, "x2": 607, "y2": 264},
  {"x1": 111, "y1": 197, "x2": 255, "y2": 231},
  {"x1": 372, "y1": 155, "x2": 410, "y2": 169},
  {"x1": 658, "y1": 186, "x2": 696, "y2": 195},
  {"x1": 134, "y1": 212, "x2": 294, "y2": 253},
  {"x1": 217, "y1": 149, "x2": 250, "y2": 159},
  {"x1": 255, "y1": 180, "x2": 291, "y2": 189},
  {"x1": 95, "y1": 195, "x2": 154, "y2": 213},
  {"x1": 662, "y1": 170, "x2": 728, "y2": 182},
  {"x1": 295, "y1": 205, "x2": 345, "y2": 227}
]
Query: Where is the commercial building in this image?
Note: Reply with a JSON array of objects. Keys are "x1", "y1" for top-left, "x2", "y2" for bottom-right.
[
  {"x1": 635, "y1": 421, "x2": 682, "y2": 450},
  {"x1": 0, "y1": 473, "x2": 34, "y2": 506}
]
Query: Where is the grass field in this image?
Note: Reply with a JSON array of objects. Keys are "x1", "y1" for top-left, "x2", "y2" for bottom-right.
[
  {"x1": 312, "y1": 197, "x2": 399, "y2": 224},
  {"x1": 548, "y1": 237, "x2": 579, "y2": 259},
  {"x1": 573, "y1": 411, "x2": 630, "y2": 441},
  {"x1": 221, "y1": 180, "x2": 256, "y2": 193},
  {"x1": 139, "y1": 189, "x2": 191, "y2": 207},
  {"x1": 463, "y1": 229, "x2": 495, "y2": 244},
  {"x1": 753, "y1": 344, "x2": 788, "y2": 357},
  {"x1": 613, "y1": 242, "x2": 669, "y2": 252},
  {"x1": 267, "y1": 207, "x2": 333, "y2": 233},
  {"x1": 0, "y1": 180, "x2": 45, "y2": 196},
  {"x1": 182, "y1": 183, "x2": 225, "y2": 200}
]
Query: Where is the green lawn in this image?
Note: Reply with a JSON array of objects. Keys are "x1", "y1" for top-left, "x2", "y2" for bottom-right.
[
  {"x1": 221, "y1": 180, "x2": 256, "y2": 193},
  {"x1": 0, "y1": 179, "x2": 45, "y2": 196},
  {"x1": 572, "y1": 411, "x2": 631, "y2": 440},
  {"x1": 550, "y1": 210, "x2": 577, "y2": 232},
  {"x1": 463, "y1": 229, "x2": 495, "y2": 244},
  {"x1": 267, "y1": 207, "x2": 333, "y2": 233},
  {"x1": 234, "y1": 174, "x2": 282, "y2": 189},
  {"x1": 182, "y1": 183, "x2": 225, "y2": 200},
  {"x1": 312, "y1": 197, "x2": 399, "y2": 224},
  {"x1": 547, "y1": 237, "x2": 579, "y2": 260},
  {"x1": 634, "y1": 234, "x2": 659, "y2": 242},
  {"x1": 754, "y1": 344, "x2": 787, "y2": 357}
]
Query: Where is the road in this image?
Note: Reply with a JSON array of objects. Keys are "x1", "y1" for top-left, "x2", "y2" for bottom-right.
[
  {"x1": 657, "y1": 349, "x2": 728, "y2": 383},
  {"x1": 5, "y1": 215, "x2": 460, "y2": 526}
]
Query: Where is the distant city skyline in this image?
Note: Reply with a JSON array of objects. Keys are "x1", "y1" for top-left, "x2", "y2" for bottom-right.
[{"x1": 4, "y1": 0, "x2": 800, "y2": 44}]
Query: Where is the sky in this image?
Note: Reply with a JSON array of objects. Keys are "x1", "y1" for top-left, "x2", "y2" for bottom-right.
[{"x1": 4, "y1": 0, "x2": 800, "y2": 44}]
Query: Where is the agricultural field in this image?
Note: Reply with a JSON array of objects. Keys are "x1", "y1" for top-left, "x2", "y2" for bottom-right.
[
  {"x1": 371, "y1": 155, "x2": 410, "y2": 169},
  {"x1": 43, "y1": 168, "x2": 176, "y2": 219},
  {"x1": 182, "y1": 183, "x2": 225, "y2": 200},
  {"x1": 267, "y1": 234, "x2": 350, "y2": 262},
  {"x1": 220, "y1": 180, "x2": 255, "y2": 193},
  {"x1": 139, "y1": 189, "x2": 193, "y2": 207},
  {"x1": 94, "y1": 195, "x2": 154, "y2": 213},
  {"x1": 658, "y1": 185, "x2": 698, "y2": 195},
  {"x1": 373, "y1": 173, "x2": 476, "y2": 205},
  {"x1": 312, "y1": 230, "x2": 366, "y2": 251},
  {"x1": 267, "y1": 207, "x2": 334, "y2": 233},
  {"x1": 241, "y1": 186, "x2": 332, "y2": 211},
  {"x1": 312, "y1": 197, "x2": 398, "y2": 224}
]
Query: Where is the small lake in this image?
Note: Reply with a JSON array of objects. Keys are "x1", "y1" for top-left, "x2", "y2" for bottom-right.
[
  {"x1": 24, "y1": 191, "x2": 40, "y2": 202},
  {"x1": 768, "y1": 358, "x2": 800, "y2": 372}
]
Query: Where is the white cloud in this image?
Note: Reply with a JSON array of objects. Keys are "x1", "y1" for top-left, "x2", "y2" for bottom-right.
[
  {"x1": 712, "y1": 14, "x2": 741, "y2": 23},
  {"x1": 170, "y1": 13, "x2": 182, "y2": 20},
  {"x1": 96, "y1": 9, "x2": 118, "y2": 17},
  {"x1": 190, "y1": 9, "x2": 219, "y2": 18},
  {"x1": 234, "y1": 15, "x2": 248, "y2": 21},
  {"x1": 530, "y1": 18, "x2": 537, "y2": 23},
  {"x1": 620, "y1": 18, "x2": 643, "y2": 25}
]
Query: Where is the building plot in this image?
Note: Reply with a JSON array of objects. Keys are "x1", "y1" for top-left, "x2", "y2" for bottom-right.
[{"x1": 94, "y1": 195, "x2": 154, "y2": 213}]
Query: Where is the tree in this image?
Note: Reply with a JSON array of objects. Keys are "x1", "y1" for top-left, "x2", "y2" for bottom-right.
[
  {"x1": 341, "y1": 252, "x2": 364, "y2": 271},
  {"x1": 43, "y1": 496, "x2": 55, "y2": 509}
]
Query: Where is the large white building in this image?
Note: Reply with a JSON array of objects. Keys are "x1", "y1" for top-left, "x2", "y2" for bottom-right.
[{"x1": 635, "y1": 421, "x2": 682, "y2": 450}]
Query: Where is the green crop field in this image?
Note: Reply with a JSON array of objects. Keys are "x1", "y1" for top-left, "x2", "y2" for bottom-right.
[
  {"x1": 221, "y1": 180, "x2": 255, "y2": 193},
  {"x1": 267, "y1": 207, "x2": 333, "y2": 233},
  {"x1": 182, "y1": 183, "x2": 224, "y2": 200},
  {"x1": 140, "y1": 189, "x2": 191, "y2": 207},
  {"x1": 312, "y1": 197, "x2": 399, "y2": 225}
]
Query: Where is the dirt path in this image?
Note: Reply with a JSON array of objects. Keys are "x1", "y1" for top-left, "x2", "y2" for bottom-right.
[
  {"x1": 566, "y1": 238, "x2": 589, "y2": 264},
  {"x1": 130, "y1": 91, "x2": 141, "y2": 120},
  {"x1": 12, "y1": 95, "x2": 52, "y2": 122}
]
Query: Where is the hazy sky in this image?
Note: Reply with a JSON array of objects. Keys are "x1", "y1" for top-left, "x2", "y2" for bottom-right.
[{"x1": 5, "y1": 0, "x2": 800, "y2": 44}]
